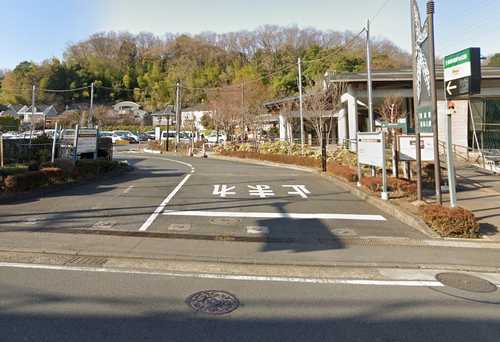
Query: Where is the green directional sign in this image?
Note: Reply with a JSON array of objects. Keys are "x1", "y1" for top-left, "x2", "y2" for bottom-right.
[{"x1": 444, "y1": 48, "x2": 481, "y2": 99}]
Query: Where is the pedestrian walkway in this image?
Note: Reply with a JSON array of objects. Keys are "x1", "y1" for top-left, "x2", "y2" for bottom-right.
[{"x1": 448, "y1": 163, "x2": 500, "y2": 240}]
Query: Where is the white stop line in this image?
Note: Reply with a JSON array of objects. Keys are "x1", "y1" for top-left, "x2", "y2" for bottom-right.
[{"x1": 163, "y1": 210, "x2": 386, "y2": 221}]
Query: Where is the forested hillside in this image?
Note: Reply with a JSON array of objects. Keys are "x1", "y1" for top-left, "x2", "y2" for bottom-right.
[{"x1": 0, "y1": 26, "x2": 410, "y2": 111}]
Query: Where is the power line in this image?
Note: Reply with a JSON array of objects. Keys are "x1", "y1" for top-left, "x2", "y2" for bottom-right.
[{"x1": 370, "y1": 0, "x2": 392, "y2": 23}]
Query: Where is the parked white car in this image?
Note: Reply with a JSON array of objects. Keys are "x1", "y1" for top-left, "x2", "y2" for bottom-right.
[
  {"x1": 205, "y1": 132, "x2": 226, "y2": 144},
  {"x1": 112, "y1": 130, "x2": 139, "y2": 144}
]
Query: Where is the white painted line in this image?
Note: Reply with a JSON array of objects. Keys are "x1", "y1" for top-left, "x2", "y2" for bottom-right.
[
  {"x1": 137, "y1": 157, "x2": 195, "y2": 232},
  {"x1": 164, "y1": 210, "x2": 386, "y2": 221},
  {"x1": 123, "y1": 185, "x2": 135, "y2": 194},
  {"x1": 0, "y1": 262, "x2": 445, "y2": 287},
  {"x1": 139, "y1": 174, "x2": 192, "y2": 232},
  {"x1": 246, "y1": 226, "x2": 270, "y2": 235}
]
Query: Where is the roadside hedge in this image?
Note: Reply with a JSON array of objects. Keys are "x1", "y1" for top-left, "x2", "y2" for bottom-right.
[
  {"x1": 218, "y1": 150, "x2": 322, "y2": 168},
  {"x1": 420, "y1": 205, "x2": 480, "y2": 238},
  {"x1": 327, "y1": 164, "x2": 358, "y2": 183},
  {"x1": 2, "y1": 160, "x2": 128, "y2": 193}
]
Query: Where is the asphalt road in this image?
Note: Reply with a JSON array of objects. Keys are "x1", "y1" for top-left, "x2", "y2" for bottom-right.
[
  {"x1": 0, "y1": 150, "x2": 424, "y2": 242},
  {"x1": 0, "y1": 265, "x2": 499, "y2": 342}
]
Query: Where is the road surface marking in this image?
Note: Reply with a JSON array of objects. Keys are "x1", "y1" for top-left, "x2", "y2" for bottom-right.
[
  {"x1": 248, "y1": 185, "x2": 275, "y2": 198},
  {"x1": 213, "y1": 185, "x2": 236, "y2": 198},
  {"x1": 0, "y1": 262, "x2": 447, "y2": 287},
  {"x1": 123, "y1": 185, "x2": 135, "y2": 194},
  {"x1": 331, "y1": 228, "x2": 358, "y2": 236},
  {"x1": 283, "y1": 185, "x2": 311, "y2": 198},
  {"x1": 138, "y1": 157, "x2": 194, "y2": 232},
  {"x1": 168, "y1": 224, "x2": 192, "y2": 232},
  {"x1": 246, "y1": 226, "x2": 270, "y2": 235},
  {"x1": 91, "y1": 221, "x2": 116, "y2": 230},
  {"x1": 163, "y1": 210, "x2": 386, "y2": 221},
  {"x1": 139, "y1": 174, "x2": 192, "y2": 231}
]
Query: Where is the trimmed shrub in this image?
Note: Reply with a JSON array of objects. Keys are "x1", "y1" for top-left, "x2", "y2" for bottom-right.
[
  {"x1": 53, "y1": 159, "x2": 76, "y2": 177},
  {"x1": 0, "y1": 166, "x2": 28, "y2": 178},
  {"x1": 4, "y1": 171, "x2": 49, "y2": 192},
  {"x1": 218, "y1": 150, "x2": 322, "y2": 169},
  {"x1": 360, "y1": 176, "x2": 383, "y2": 192},
  {"x1": 389, "y1": 178, "x2": 417, "y2": 197},
  {"x1": 74, "y1": 159, "x2": 125, "y2": 179},
  {"x1": 327, "y1": 164, "x2": 358, "y2": 183},
  {"x1": 420, "y1": 205, "x2": 479, "y2": 238},
  {"x1": 41, "y1": 167, "x2": 66, "y2": 184},
  {"x1": 2, "y1": 160, "x2": 127, "y2": 193}
]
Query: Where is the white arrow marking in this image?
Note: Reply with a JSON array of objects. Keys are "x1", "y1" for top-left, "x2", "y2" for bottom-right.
[{"x1": 446, "y1": 82, "x2": 457, "y2": 96}]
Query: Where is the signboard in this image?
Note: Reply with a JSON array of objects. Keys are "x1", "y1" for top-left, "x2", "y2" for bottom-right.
[
  {"x1": 398, "y1": 134, "x2": 434, "y2": 162},
  {"x1": 417, "y1": 107, "x2": 432, "y2": 133},
  {"x1": 61, "y1": 128, "x2": 97, "y2": 154},
  {"x1": 411, "y1": 0, "x2": 433, "y2": 132},
  {"x1": 77, "y1": 128, "x2": 97, "y2": 154},
  {"x1": 381, "y1": 118, "x2": 407, "y2": 131},
  {"x1": 444, "y1": 48, "x2": 481, "y2": 99},
  {"x1": 358, "y1": 132, "x2": 384, "y2": 168}
]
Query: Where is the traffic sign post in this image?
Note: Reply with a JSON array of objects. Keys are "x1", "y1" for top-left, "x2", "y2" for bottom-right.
[
  {"x1": 443, "y1": 47, "x2": 481, "y2": 208},
  {"x1": 444, "y1": 48, "x2": 481, "y2": 99}
]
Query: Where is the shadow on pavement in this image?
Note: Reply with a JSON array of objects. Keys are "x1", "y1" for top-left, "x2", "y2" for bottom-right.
[
  {"x1": 257, "y1": 202, "x2": 344, "y2": 253},
  {"x1": 0, "y1": 283, "x2": 498, "y2": 342}
]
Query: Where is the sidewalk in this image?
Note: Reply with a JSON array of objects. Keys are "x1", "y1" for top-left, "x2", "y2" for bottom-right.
[
  {"x1": 447, "y1": 163, "x2": 500, "y2": 240},
  {"x1": 1, "y1": 230, "x2": 500, "y2": 272}
]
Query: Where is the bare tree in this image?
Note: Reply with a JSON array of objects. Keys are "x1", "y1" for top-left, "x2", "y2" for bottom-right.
[
  {"x1": 207, "y1": 86, "x2": 241, "y2": 141},
  {"x1": 304, "y1": 81, "x2": 346, "y2": 147}
]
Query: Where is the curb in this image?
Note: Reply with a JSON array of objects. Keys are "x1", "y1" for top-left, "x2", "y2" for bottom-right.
[
  {"x1": 0, "y1": 247, "x2": 499, "y2": 274},
  {"x1": 319, "y1": 173, "x2": 440, "y2": 239},
  {"x1": 209, "y1": 154, "x2": 440, "y2": 239}
]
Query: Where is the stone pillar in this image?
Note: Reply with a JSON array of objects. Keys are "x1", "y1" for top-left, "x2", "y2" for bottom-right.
[
  {"x1": 337, "y1": 109, "x2": 346, "y2": 147},
  {"x1": 279, "y1": 114, "x2": 288, "y2": 141},
  {"x1": 342, "y1": 89, "x2": 358, "y2": 152}
]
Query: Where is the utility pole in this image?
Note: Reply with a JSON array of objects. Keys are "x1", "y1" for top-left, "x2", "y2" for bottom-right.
[
  {"x1": 411, "y1": 1, "x2": 423, "y2": 202},
  {"x1": 366, "y1": 19, "x2": 376, "y2": 176},
  {"x1": 51, "y1": 122, "x2": 58, "y2": 163},
  {"x1": 0, "y1": 133, "x2": 4, "y2": 168},
  {"x1": 427, "y1": 0, "x2": 442, "y2": 205},
  {"x1": 28, "y1": 84, "x2": 36, "y2": 161},
  {"x1": 88, "y1": 82, "x2": 94, "y2": 127},
  {"x1": 366, "y1": 19, "x2": 374, "y2": 132},
  {"x1": 241, "y1": 83, "x2": 245, "y2": 141},
  {"x1": 298, "y1": 57, "x2": 305, "y2": 154},
  {"x1": 175, "y1": 81, "x2": 181, "y2": 145}
]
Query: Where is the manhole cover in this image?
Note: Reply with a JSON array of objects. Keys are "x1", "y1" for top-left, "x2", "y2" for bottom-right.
[
  {"x1": 436, "y1": 273, "x2": 497, "y2": 293},
  {"x1": 209, "y1": 218, "x2": 241, "y2": 226},
  {"x1": 186, "y1": 290, "x2": 240, "y2": 315}
]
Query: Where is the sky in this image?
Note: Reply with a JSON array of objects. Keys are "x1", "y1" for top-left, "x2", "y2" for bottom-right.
[{"x1": 1, "y1": 0, "x2": 500, "y2": 70}]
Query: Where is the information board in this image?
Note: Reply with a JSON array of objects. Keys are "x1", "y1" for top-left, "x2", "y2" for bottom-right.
[
  {"x1": 398, "y1": 134, "x2": 435, "y2": 162},
  {"x1": 357, "y1": 132, "x2": 384, "y2": 168},
  {"x1": 77, "y1": 129, "x2": 97, "y2": 154}
]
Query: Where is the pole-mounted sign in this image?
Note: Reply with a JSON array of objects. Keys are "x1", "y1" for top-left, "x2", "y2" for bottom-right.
[
  {"x1": 443, "y1": 47, "x2": 481, "y2": 208},
  {"x1": 444, "y1": 48, "x2": 481, "y2": 99}
]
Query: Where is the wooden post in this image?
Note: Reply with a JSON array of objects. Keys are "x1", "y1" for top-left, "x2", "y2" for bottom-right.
[{"x1": 0, "y1": 133, "x2": 4, "y2": 168}]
